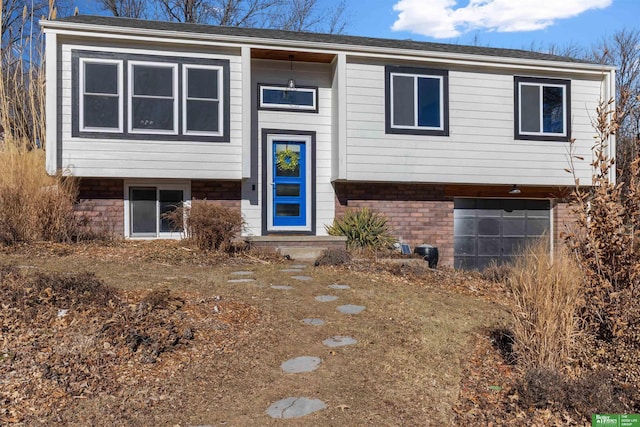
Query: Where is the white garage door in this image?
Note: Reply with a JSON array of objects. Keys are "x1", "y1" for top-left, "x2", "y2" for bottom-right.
[{"x1": 454, "y1": 198, "x2": 551, "y2": 270}]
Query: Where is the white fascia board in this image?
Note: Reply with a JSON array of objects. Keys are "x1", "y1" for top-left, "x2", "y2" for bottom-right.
[{"x1": 41, "y1": 20, "x2": 614, "y2": 76}]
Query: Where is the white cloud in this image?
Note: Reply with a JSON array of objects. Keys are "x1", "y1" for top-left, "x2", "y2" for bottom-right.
[{"x1": 391, "y1": 0, "x2": 613, "y2": 39}]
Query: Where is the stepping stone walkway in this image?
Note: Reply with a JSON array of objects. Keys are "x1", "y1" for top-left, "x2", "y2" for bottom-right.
[
  {"x1": 271, "y1": 285, "x2": 294, "y2": 290},
  {"x1": 337, "y1": 304, "x2": 366, "y2": 315},
  {"x1": 315, "y1": 295, "x2": 338, "y2": 302},
  {"x1": 266, "y1": 397, "x2": 327, "y2": 419},
  {"x1": 281, "y1": 356, "x2": 322, "y2": 373},
  {"x1": 265, "y1": 268, "x2": 364, "y2": 420},
  {"x1": 301, "y1": 318, "x2": 325, "y2": 326},
  {"x1": 322, "y1": 336, "x2": 358, "y2": 347},
  {"x1": 230, "y1": 271, "x2": 253, "y2": 276},
  {"x1": 227, "y1": 278, "x2": 255, "y2": 283}
]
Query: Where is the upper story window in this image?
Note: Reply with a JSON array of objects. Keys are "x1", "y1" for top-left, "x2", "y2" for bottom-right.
[
  {"x1": 129, "y1": 62, "x2": 178, "y2": 134},
  {"x1": 79, "y1": 58, "x2": 123, "y2": 133},
  {"x1": 72, "y1": 50, "x2": 230, "y2": 142},
  {"x1": 385, "y1": 66, "x2": 449, "y2": 136},
  {"x1": 515, "y1": 76, "x2": 571, "y2": 142},
  {"x1": 258, "y1": 84, "x2": 318, "y2": 112},
  {"x1": 184, "y1": 65, "x2": 223, "y2": 135}
]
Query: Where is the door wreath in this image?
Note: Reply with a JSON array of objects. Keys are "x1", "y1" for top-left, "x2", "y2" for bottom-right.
[{"x1": 276, "y1": 147, "x2": 300, "y2": 172}]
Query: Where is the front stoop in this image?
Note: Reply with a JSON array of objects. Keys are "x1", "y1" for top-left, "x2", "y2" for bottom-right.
[{"x1": 245, "y1": 236, "x2": 347, "y2": 261}]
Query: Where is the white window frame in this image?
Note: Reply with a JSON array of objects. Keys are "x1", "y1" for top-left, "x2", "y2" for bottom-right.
[
  {"x1": 79, "y1": 58, "x2": 123, "y2": 133},
  {"x1": 518, "y1": 81, "x2": 567, "y2": 138},
  {"x1": 124, "y1": 180, "x2": 190, "y2": 239},
  {"x1": 182, "y1": 64, "x2": 224, "y2": 137},
  {"x1": 258, "y1": 85, "x2": 318, "y2": 111},
  {"x1": 390, "y1": 72, "x2": 444, "y2": 131},
  {"x1": 128, "y1": 61, "x2": 179, "y2": 135}
]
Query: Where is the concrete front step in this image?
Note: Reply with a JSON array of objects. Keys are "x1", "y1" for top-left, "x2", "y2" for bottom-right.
[{"x1": 245, "y1": 235, "x2": 347, "y2": 261}]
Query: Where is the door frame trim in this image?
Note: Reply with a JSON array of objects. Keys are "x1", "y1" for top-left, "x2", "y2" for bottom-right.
[{"x1": 261, "y1": 128, "x2": 316, "y2": 235}]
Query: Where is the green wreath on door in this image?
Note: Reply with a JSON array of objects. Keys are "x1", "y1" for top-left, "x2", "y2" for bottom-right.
[{"x1": 276, "y1": 147, "x2": 300, "y2": 172}]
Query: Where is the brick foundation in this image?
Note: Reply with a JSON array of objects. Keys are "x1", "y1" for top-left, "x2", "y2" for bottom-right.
[
  {"x1": 334, "y1": 182, "x2": 454, "y2": 266},
  {"x1": 334, "y1": 182, "x2": 576, "y2": 268},
  {"x1": 75, "y1": 178, "x2": 125, "y2": 236},
  {"x1": 191, "y1": 180, "x2": 242, "y2": 210}
]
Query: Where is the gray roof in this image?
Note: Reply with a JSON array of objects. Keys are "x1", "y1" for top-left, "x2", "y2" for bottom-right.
[{"x1": 52, "y1": 15, "x2": 593, "y2": 64}]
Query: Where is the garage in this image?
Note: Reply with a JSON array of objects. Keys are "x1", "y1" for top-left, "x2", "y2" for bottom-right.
[{"x1": 454, "y1": 198, "x2": 551, "y2": 270}]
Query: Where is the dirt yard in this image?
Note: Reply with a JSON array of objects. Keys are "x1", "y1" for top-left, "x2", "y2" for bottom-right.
[{"x1": 1, "y1": 241, "x2": 513, "y2": 426}]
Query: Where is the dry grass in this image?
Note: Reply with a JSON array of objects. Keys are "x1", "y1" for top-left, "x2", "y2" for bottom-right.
[{"x1": 508, "y1": 238, "x2": 584, "y2": 372}]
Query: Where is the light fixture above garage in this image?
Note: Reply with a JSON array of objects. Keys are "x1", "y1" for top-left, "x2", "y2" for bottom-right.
[{"x1": 509, "y1": 184, "x2": 521, "y2": 195}]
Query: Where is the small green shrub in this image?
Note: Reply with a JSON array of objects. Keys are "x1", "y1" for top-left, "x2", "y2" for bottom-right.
[
  {"x1": 325, "y1": 207, "x2": 395, "y2": 250},
  {"x1": 164, "y1": 201, "x2": 244, "y2": 252}
]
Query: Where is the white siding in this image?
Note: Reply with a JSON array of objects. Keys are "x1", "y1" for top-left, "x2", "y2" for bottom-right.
[
  {"x1": 242, "y1": 59, "x2": 334, "y2": 236},
  {"x1": 57, "y1": 36, "x2": 243, "y2": 179},
  {"x1": 345, "y1": 59, "x2": 602, "y2": 186}
]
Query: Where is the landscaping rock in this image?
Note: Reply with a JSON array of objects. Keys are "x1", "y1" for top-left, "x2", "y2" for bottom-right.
[
  {"x1": 280, "y1": 356, "x2": 322, "y2": 373},
  {"x1": 301, "y1": 318, "x2": 325, "y2": 326},
  {"x1": 322, "y1": 336, "x2": 358, "y2": 347},
  {"x1": 292, "y1": 275, "x2": 313, "y2": 281},
  {"x1": 315, "y1": 295, "x2": 338, "y2": 302},
  {"x1": 337, "y1": 304, "x2": 366, "y2": 315},
  {"x1": 227, "y1": 278, "x2": 255, "y2": 283},
  {"x1": 266, "y1": 397, "x2": 327, "y2": 419},
  {"x1": 271, "y1": 285, "x2": 294, "y2": 290},
  {"x1": 328, "y1": 284, "x2": 351, "y2": 290},
  {"x1": 280, "y1": 269, "x2": 304, "y2": 273},
  {"x1": 230, "y1": 271, "x2": 253, "y2": 276}
]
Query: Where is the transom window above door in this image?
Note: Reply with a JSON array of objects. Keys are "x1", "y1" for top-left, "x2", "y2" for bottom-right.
[
  {"x1": 515, "y1": 76, "x2": 571, "y2": 141},
  {"x1": 385, "y1": 65, "x2": 449, "y2": 136}
]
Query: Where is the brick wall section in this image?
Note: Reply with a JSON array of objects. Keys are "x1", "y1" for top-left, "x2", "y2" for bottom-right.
[
  {"x1": 334, "y1": 182, "x2": 454, "y2": 266},
  {"x1": 553, "y1": 199, "x2": 578, "y2": 249},
  {"x1": 191, "y1": 180, "x2": 242, "y2": 210},
  {"x1": 75, "y1": 178, "x2": 125, "y2": 236}
]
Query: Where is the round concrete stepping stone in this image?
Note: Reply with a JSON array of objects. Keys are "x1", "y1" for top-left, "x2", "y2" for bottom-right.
[
  {"x1": 291, "y1": 264, "x2": 307, "y2": 269},
  {"x1": 292, "y1": 275, "x2": 313, "y2": 281},
  {"x1": 230, "y1": 271, "x2": 253, "y2": 276},
  {"x1": 337, "y1": 304, "x2": 366, "y2": 315},
  {"x1": 328, "y1": 284, "x2": 351, "y2": 290},
  {"x1": 266, "y1": 397, "x2": 326, "y2": 419},
  {"x1": 281, "y1": 356, "x2": 322, "y2": 373},
  {"x1": 227, "y1": 278, "x2": 255, "y2": 283},
  {"x1": 271, "y1": 285, "x2": 294, "y2": 290},
  {"x1": 301, "y1": 318, "x2": 325, "y2": 326},
  {"x1": 280, "y1": 268, "x2": 304, "y2": 273},
  {"x1": 315, "y1": 295, "x2": 338, "y2": 302},
  {"x1": 322, "y1": 336, "x2": 358, "y2": 347}
]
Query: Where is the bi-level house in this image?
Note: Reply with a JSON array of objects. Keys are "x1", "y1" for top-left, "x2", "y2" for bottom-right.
[{"x1": 41, "y1": 15, "x2": 615, "y2": 269}]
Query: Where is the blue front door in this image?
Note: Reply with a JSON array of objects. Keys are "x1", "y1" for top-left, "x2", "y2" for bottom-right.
[{"x1": 272, "y1": 140, "x2": 306, "y2": 227}]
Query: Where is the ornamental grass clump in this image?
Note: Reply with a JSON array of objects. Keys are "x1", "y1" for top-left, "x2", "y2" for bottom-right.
[{"x1": 326, "y1": 207, "x2": 395, "y2": 250}]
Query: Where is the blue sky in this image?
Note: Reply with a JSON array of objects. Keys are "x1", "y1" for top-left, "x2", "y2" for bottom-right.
[
  {"x1": 346, "y1": 0, "x2": 638, "y2": 51},
  {"x1": 77, "y1": 0, "x2": 638, "y2": 52}
]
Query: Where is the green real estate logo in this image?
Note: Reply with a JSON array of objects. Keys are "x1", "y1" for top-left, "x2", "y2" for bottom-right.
[{"x1": 593, "y1": 414, "x2": 640, "y2": 427}]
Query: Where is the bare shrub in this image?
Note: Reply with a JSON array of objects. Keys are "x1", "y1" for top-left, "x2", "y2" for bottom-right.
[
  {"x1": 164, "y1": 201, "x2": 244, "y2": 251},
  {"x1": 517, "y1": 368, "x2": 566, "y2": 409},
  {"x1": 481, "y1": 261, "x2": 512, "y2": 283},
  {"x1": 314, "y1": 248, "x2": 351, "y2": 266},
  {"x1": 508, "y1": 238, "x2": 584, "y2": 371},
  {"x1": 564, "y1": 98, "x2": 640, "y2": 341},
  {"x1": 0, "y1": 141, "x2": 80, "y2": 244}
]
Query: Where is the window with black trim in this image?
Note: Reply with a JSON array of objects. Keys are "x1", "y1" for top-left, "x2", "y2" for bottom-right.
[
  {"x1": 515, "y1": 76, "x2": 570, "y2": 141},
  {"x1": 79, "y1": 58, "x2": 123, "y2": 132},
  {"x1": 72, "y1": 50, "x2": 230, "y2": 142},
  {"x1": 258, "y1": 84, "x2": 318, "y2": 112},
  {"x1": 385, "y1": 66, "x2": 449, "y2": 136}
]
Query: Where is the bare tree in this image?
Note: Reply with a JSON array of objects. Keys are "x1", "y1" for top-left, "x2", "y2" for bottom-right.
[
  {"x1": 150, "y1": 0, "x2": 348, "y2": 33},
  {"x1": 96, "y1": 0, "x2": 146, "y2": 18},
  {"x1": 590, "y1": 29, "x2": 640, "y2": 186}
]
